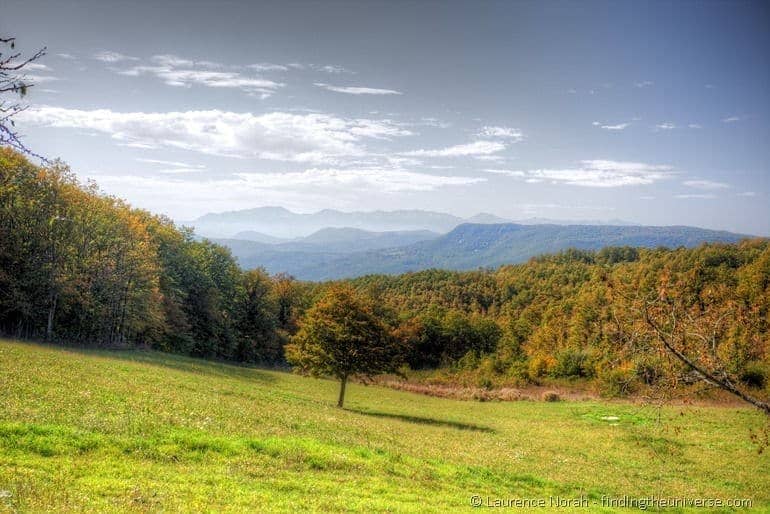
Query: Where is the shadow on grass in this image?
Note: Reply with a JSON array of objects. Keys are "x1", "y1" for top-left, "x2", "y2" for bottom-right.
[
  {"x1": 346, "y1": 408, "x2": 495, "y2": 433},
  {"x1": 5, "y1": 338, "x2": 279, "y2": 383},
  {"x1": 109, "y1": 350, "x2": 281, "y2": 383}
]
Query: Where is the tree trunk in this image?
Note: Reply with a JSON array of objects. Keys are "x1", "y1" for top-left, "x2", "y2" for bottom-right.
[
  {"x1": 337, "y1": 375, "x2": 348, "y2": 408},
  {"x1": 46, "y1": 292, "x2": 57, "y2": 341}
]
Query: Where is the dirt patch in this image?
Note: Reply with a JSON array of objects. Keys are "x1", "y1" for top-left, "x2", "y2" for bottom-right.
[
  {"x1": 372, "y1": 378, "x2": 598, "y2": 402},
  {"x1": 371, "y1": 377, "x2": 754, "y2": 408}
]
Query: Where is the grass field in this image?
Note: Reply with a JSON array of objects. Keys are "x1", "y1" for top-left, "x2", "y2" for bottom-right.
[{"x1": 1, "y1": 339, "x2": 768, "y2": 512}]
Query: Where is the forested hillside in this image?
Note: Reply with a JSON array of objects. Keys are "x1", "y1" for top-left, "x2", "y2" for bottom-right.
[
  {"x1": 221, "y1": 222, "x2": 747, "y2": 280},
  {"x1": 0, "y1": 149, "x2": 283, "y2": 362},
  {"x1": 345, "y1": 243, "x2": 770, "y2": 396},
  {"x1": 2, "y1": 150, "x2": 769, "y2": 397}
]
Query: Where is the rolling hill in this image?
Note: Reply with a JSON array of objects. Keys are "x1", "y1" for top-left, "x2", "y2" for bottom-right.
[
  {"x1": 211, "y1": 228, "x2": 440, "y2": 274},
  {"x1": 2, "y1": 339, "x2": 768, "y2": 512}
]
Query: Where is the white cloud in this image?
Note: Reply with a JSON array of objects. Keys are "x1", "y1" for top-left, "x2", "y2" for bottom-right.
[
  {"x1": 476, "y1": 126, "x2": 524, "y2": 141},
  {"x1": 136, "y1": 158, "x2": 205, "y2": 174},
  {"x1": 89, "y1": 168, "x2": 484, "y2": 218},
  {"x1": 596, "y1": 122, "x2": 629, "y2": 131},
  {"x1": 236, "y1": 168, "x2": 484, "y2": 192},
  {"x1": 23, "y1": 74, "x2": 59, "y2": 84},
  {"x1": 491, "y1": 159, "x2": 674, "y2": 187},
  {"x1": 683, "y1": 179, "x2": 730, "y2": 190},
  {"x1": 722, "y1": 115, "x2": 744, "y2": 123},
  {"x1": 314, "y1": 83, "x2": 402, "y2": 95},
  {"x1": 20, "y1": 106, "x2": 412, "y2": 163},
  {"x1": 675, "y1": 193, "x2": 716, "y2": 199},
  {"x1": 418, "y1": 117, "x2": 451, "y2": 128},
  {"x1": 655, "y1": 123, "x2": 676, "y2": 130},
  {"x1": 278, "y1": 63, "x2": 353, "y2": 73},
  {"x1": 402, "y1": 140, "x2": 505, "y2": 157},
  {"x1": 737, "y1": 191, "x2": 757, "y2": 197},
  {"x1": 688, "y1": 124, "x2": 702, "y2": 129},
  {"x1": 247, "y1": 63, "x2": 290, "y2": 72},
  {"x1": 24, "y1": 63, "x2": 51, "y2": 72},
  {"x1": 117, "y1": 55, "x2": 284, "y2": 97},
  {"x1": 635, "y1": 81, "x2": 654, "y2": 88},
  {"x1": 313, "y1": 65, "x2": 353, "y2": 74},
  {"x1": 483, "y1": 169, "x2": 526, "y2": 177},
  {"x1": 93, "y1": 51, "x2": 139, "y2": 63}
]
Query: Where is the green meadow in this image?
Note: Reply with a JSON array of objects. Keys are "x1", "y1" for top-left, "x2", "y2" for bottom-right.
[{"x1": 0, "y1": 338, "x2": 768, "y2": 513}]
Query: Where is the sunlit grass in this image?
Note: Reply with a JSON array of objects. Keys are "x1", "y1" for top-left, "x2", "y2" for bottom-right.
[{"x1": 1, "y1": 339, "x2": 768, "y2": 512}]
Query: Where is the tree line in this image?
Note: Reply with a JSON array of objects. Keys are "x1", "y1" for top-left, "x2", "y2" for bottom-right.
[
  {"x1": 1, "y1": 149, "x2": 769, "y2": 411},
  {"x1": 0, "y1": 149, "x2": 287, "y2": 362}
]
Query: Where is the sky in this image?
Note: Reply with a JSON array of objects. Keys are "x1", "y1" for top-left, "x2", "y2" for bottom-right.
[{"x1": 3, "y1": 0, "x2": 770, "y2": 234}]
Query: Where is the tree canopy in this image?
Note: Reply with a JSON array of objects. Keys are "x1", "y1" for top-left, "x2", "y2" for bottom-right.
[{"x1": 286, "y1": 285, "x2": 402, "y2": 407}]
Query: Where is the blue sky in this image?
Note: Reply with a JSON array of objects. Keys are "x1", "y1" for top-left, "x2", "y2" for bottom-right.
[{"x1": 4, "y1": 0, "x2": 769, "y2": 234}]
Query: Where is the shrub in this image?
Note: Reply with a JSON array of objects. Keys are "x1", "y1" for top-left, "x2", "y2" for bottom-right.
[
  {"x1": 527, "y1": 355, "x2": 554, "y2": 380},
  {"x1": 599, "y1": 367, "x2": 637, "y2": 397},
  {"x1": 552, "y1": 349, "x2": 594, "y2": 378},
  {"x1": 506, "y1": 359, "x2": 530, "y2": 383},
  {"x1": 477, "y1": 376, "x2": 494, "y2": 390},
  {"x1": 634, "y1": 357, "x2": 665, "y2": 385},
  {"x1": 542, "y1": 391, "x2": 561, "y2": 402},
  {"x1": 740, "y1": 362, "x2": 768, "y2": 389}
]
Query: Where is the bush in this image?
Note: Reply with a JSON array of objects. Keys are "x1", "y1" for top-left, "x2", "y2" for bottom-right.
[
  {"x1": 542, "y1": 391, "x2": 561, "y2": 402},
  {"x1": 552, "y1": 349, "x2": 594, "y2": 378},
  {"x1": 634, "y1": 357, "x2": 665, "y2": 385},
  {"x1": 599, "y1": 367, "x2": 637, "y2": 397},
  {"x1": 527, "y1": 355, "x2": 554, "y2": 380},
  {"x1": 477, "y1": 376, "x2": 494, "y2": 390},
  {"x1": 506, "y1": 359, "x2": 530, "y2": 383},
  {"x1": 740, "y1": 362, "x2": 768, "y2": 389}
]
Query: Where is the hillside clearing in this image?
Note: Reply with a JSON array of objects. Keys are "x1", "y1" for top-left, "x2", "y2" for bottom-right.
[{"x1": 1, "y1": 339, "x2": 768, "y2": 512}]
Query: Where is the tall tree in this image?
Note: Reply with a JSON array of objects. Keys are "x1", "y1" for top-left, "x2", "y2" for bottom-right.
[
  {"x1": 235, "y1": 268, "x2": 278, "y2": 362},
  {"x1": 286, "y1": 285, "x2": 403, "y2": 408}
]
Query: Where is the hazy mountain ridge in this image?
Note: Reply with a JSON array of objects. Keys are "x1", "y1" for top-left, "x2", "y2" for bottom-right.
[
  {"x1": 187, "y1": 206, "x2": 648, "y2": 239},
  {"x1": 188, "y1": 207, "x2": 465, "y2": 238},
  {"x1": 210, "y1": 227, "x2": 440, "y2": 269},
  {"x1": 216, "y1": 222, "x2": 750, "y2": 280}
]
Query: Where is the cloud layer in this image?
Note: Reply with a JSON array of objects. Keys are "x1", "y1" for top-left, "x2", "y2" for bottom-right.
[
  {"x1": 89, "y1": 168, "x2": 485, "y2": 218},
  {"x1": 20, "y1": 106, "x2": 412, "y2": 163},
  {"x1": 484, "y1": 160, "x2": 673, "y2": 187},
  {"x1": 116, "y1": 55, "x2": 283, "y2": 97},
  {"x1": 402, "y1": 140, "x2": 505, "y2": 157},
  {"x1": 314, "y1": 83, "x2": 402, "y2": 95}
]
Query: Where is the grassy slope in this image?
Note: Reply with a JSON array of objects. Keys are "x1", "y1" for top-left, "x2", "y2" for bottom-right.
[{"x1": 1, "y1": 339, "x2": 768, "y2": 513}]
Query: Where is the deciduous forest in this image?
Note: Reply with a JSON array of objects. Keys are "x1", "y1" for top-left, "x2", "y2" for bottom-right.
[{"x1": 2, "y1": 149, "x2": 768, "y2": 406}]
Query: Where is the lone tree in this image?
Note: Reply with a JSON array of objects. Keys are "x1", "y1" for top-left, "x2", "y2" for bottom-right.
[
  {"x1": 286, "y1": 285, "x2": 402, "y2": 408},
  {"x1": 1, "y1": 35, "x2": 46, "y2": 156}
]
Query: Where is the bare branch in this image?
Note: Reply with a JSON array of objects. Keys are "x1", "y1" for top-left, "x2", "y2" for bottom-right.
[{"x1": 0, "y1": 34, "x2": 47, "y2": 160}]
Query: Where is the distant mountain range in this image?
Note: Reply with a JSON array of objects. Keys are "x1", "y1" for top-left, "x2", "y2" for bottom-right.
[
  {"x1": 210, "y1": 222, "x2": 750, "y2": 281},
  {"x1": 185, "y1": 206, "x2": 640, "y2": 239},
  {"x1": 213, "y1": 227, "x2": 438, "y2": 256},
  {"x1": 188, "y1": 207, "x2": 464, "y2": 238}
]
